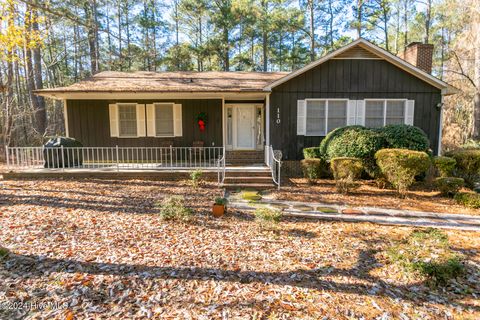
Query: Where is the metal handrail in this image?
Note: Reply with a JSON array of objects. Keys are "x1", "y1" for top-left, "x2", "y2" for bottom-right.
[
  {"x1": 266, "y1": 145, "x2": 282, "y2": 189},
  {"x1": 216, "y1": 147, "x2": 226, "y2": 185}
]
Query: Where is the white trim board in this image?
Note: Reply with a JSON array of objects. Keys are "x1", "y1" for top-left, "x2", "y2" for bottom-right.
[{"x1": 264, "y1": 38, "x2": 458, "y2": 95}]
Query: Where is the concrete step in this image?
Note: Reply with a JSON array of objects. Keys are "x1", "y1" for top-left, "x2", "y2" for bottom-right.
[
  {"x1": 223, "y1": 183, "x2": 276, "y2": 190},
  {"x1": 224, "y1": 176, "x2": 273, "y2": 183}
]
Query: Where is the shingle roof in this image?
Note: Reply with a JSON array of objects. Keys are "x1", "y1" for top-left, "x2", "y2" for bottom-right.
[{"x1": 36, "y1": 71, "x2": 288, "y2": 94}]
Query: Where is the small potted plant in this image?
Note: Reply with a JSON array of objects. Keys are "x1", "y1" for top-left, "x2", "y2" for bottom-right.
[{"x1": 212, "y1": 197, "x2": 227, "y2": 217}]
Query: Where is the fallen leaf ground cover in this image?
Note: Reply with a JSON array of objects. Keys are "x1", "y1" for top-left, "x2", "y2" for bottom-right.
[
  {"x1": 0, "y1": 178, "x2": 479, "y2": 319},
  {"x1": 274, "y1": 178, "x2": 480, "y2": 215}
]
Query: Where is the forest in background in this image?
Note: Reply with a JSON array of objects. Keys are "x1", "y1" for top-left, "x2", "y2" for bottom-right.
[{"x1": 0, "y1": 0, "x2": 478, "y2": 150}]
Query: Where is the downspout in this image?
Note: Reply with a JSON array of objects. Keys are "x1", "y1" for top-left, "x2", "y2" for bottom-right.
[{"x1": 437, "y1": 94, "x2": 444, "y2": 155}]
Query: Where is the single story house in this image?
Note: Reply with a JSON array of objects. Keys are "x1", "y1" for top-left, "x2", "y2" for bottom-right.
[{"x1": 36, "y1": 38, "x2": 456, "y2": 177}]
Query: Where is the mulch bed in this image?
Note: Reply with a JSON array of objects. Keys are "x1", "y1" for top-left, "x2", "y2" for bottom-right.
[
  {"x1": 273, "y1": 178, "x2": 480, "y2": 216},
  {"x1": 0, "y1": 179, "x2": 479, "y2": 319}
]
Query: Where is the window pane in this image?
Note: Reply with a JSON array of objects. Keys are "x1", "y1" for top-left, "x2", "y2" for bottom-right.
[
  {"x1": 118, "y1": 104, "x2": 137, "y2": 136},
  {"x1": 365, "y1": 101, "x2": 384, "y2": 128},
  {"x1": 327, "y1": 100, "x2": 347, "y2": 132},
  {"x1": 386, "y1": 100, "x2": 405, "y2": 125},
  {"x1": 306, "y1": 100, "x2": 326, "y2": 135},
  {"x1": 155, "y1": 104, "x2": 174, "y2": 136}
]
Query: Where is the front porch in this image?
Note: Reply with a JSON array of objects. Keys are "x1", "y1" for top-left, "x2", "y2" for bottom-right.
[{"x1": 4, "y1": 146, "x2": 281, "y2": 189}]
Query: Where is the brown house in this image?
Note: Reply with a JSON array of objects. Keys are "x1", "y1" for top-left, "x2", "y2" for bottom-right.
[{"x1": 29, "y1": 38, "x2": 457, "y2": 185}]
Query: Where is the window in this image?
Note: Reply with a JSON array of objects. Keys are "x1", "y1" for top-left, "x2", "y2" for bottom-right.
[
  {"x1": 306, "y1": 99, "x2": 347, "y2": 136},
  {"x1": 365, "y1": 100, "x2": 406, "y2": 128},
  {"x1": 118, "y1": 103, "x2": 137, "y2": 137},
  {"x1": 155, "y1": 103, "x2": 174, "y2": 136}
]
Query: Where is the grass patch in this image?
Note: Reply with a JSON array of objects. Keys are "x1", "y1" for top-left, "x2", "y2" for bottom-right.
[
  {"x1": 386, "y1": 228, "x2": 465, "y2": 286},
  {"x1": 254, "y1": 208, "x2": 282, "y2": 230},
  {"x1": 155, "y1": 196, "x2": 193, "y2": 222},
  {"x1": 241, "y1": 190, "x2": 262, "y2": 201},
  {"x1": 316, "y1": 207, "x2": 338, "y2": 213},
  {"x1": 0, "y1": 247, "x2": 9, "y2": 258}
]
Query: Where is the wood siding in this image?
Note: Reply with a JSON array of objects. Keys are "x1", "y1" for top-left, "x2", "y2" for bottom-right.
[
  {"x1": 67, "y1": 99, "x2": 223, "y2": 147},
  {"x1": 269, "y1": 59, "x2": 442, "y2": 160}
]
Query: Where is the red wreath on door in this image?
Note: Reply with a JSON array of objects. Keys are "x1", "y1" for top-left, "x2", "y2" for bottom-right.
[{"x1": 197, "y1": 112, "x2": 207, "y2": 132}]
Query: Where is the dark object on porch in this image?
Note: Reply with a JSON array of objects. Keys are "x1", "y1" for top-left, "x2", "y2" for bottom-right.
[{"x1": 43, "y1": 137, "x2": 84, "y2": 168}]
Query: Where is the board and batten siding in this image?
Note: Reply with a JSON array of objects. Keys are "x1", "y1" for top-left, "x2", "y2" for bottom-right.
[
  {"x1": 269, "y1": 59, "x2": 442, "y2": 160},
  {"x1": 66, "y1": 99, "x2": 223, "y2": 147}
]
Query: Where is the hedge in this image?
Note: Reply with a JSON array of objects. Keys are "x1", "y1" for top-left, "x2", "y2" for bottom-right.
[
  {"x1": 380, "y1": 124, "x2": 430, "y2": 152},
  {"x1": 375, "y1": 148, "x2": 430, "y2": 195},
  {"x1": 303, "y1": 147, "x2": 323, "y2": 159}
]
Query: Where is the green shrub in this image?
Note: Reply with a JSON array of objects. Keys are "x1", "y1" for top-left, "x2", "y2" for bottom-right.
[
  {"x1": 380, "y1": 124, "x2": 430, "y2": 151},
  {"x1": 156, "y1": 196, "x2": 193, "y2": 221},
  {"x1": 446, "y1": 149, "x2": 480, "y2": 186},
  {"x1": 434, "y1": 177, "x2": 464, "y2": 196},
  {"x1": 190, "y1": 169, "x2": 203, "y2": 188},
  {"x1": 254, "y1": 208, "x2": 282, "y2": 228},
  {"x1": 454, "y1": 192, "x2": 480, "y2": 209},
  {"x1": 433, "y1": 156, "x2": 456, "y2": 177},
  {"x1": 330, "y1": 157, "x2": 363, "y2": 194},
  {"x1": 375, "y1": 149, "x2": 430, "y2": 196},
  {"x1": 387, "y1": 228, "x2": 465, "y2": 286},
  {"x1": 0, "y1": 247, "x2": 9, "y2": 258},
  {"x1": 303, "y1": 147, "x2": 322, "y2": 159},
  {"x1": 214, "y1": 197, "x2": 227, "y2": 205},
  {"x1": 320, "y1": 126, "x2": 386, "y2": 175},
  {"x1": 300, "y1": 159, "x2": 323, "y2": 182}
]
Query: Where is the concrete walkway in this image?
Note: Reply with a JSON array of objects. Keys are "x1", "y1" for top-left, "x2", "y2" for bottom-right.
[{"x1": 227, "y1": 194, "x2": 480, "y2": 231}]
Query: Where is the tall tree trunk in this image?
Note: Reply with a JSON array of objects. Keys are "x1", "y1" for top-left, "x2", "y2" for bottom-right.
[
  {"x1": 403, "y1": 0, "x2": 408, "y2": 46},
  {"x1": 309, "y1": 0, "x2": 315, "y2": 61},
  {"x1": 117, "y1": 0, "x2": 123, "y2": 70},
  {"x1": 424, "y1": 0, "x2": 432, "y2": 43},
  {"x1": 473, "y1": 28, "x2": 480, "y2": 138},
  {"x1": 357, "y1": 0, "x2": 363, "y2": 38},
  {"x1": 84, "y1": 1, "x2": 98, "y2": 74},
  {"x1": 32, "y1": 6, "x2": 46, "y2": 136}
]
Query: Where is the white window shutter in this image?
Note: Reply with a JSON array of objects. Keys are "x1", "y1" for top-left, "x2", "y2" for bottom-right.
[
  {"x1": 297, "y1": 100, "x2": 306, "y2": 135},
  {"x1": 136, "y1": 104, "x2": 146, "y2": 137},
  {"x1": 405, "y1": 100, "x2": 415, "y2": 125},
  {"x1": 173, "y1": 103, "x2": 183, "y2": 136},
  {"x1": 347, "y1": 100, "x2": 357, "y2": 125},
  {"x1": 109, "y1": 104, "x2": 119, "y2": 137},
  {"x1": 146, "y1": 104, "x2": 156, "y2": 137},
  {"x1": 356, "y1": 100, "x2": 365, "y2": 126}
]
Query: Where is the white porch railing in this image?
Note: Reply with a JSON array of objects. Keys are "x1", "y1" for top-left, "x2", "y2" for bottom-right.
[
  {"x1": 5, "y1": 146, "x2": 226, "y2": 182},
  {"x1": 265, "y1": 145, "x2": 282, "y2": 189}
]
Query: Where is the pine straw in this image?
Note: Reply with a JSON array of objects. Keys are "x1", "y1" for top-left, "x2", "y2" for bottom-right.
[
  {"x1": 0, "y1": 179, "x2": 479, "y2": 319},
  {"x1": 274, "y1": 178, "x2": 480, "y2": 216}
]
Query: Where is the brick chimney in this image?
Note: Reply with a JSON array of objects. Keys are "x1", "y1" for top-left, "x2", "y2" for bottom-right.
[{"x1": 398, "y1": 42, "x2": 434, "y2": 74}]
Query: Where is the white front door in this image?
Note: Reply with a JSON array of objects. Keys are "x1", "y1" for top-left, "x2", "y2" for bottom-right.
[{"x1": 235, "y1": 105, "x2": 255, "y2": 149}]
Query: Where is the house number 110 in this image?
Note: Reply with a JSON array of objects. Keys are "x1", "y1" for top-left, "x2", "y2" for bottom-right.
[{"x1": 276, "y1": 108, "x2": 281, "y2": 124}]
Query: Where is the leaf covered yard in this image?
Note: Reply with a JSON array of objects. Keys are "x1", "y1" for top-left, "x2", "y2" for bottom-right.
[{"x1": 1, "y1": 179, "x2": 479, "y2": 319}]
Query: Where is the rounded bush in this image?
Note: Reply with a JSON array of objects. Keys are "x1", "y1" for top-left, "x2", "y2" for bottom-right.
[
  {"x1": 330, "y1": 157, "x2": 364, "y2": 180},
  {"x1": 446, "y1": 149, "x2": 480, "y2": 185},
  {"x1": 330, "y1": 157, "x2": 364, "y2": 194},
  {"x1": 433, "y1": 156, "x2": 456, "y2": 177},
  {"x1": 381, "y1": 124, "x2": 430, "y2": 151},
  {"x1": 434, "y1": 177, "x2": 464, "y2": 196},
  {"x1": 454, "y1": 192, "x2": 480, "y2": 209},
  {"x1": 303, "y1": 147, "x2": 322, "y2": 159},
  {"x1": 300, "y1": 159, "x2": 323, "y2": 182},
  {"x1": 320, "y1": 126, "x2": 386, "y2": 167},
  {"x1": 375, "y1": 148, "x2": 431, "y2": 195}
]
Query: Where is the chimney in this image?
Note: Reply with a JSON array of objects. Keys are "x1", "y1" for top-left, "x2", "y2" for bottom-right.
[{"x1": 398, "y1": 42, "x2": 434, "y2": 74}]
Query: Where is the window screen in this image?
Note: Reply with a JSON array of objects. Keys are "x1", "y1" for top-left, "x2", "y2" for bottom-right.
[
  {"x1": 306, "y1": 100, "x2": 347, "y2": 135},
  {"x1": 365, "y1": 100, "x2": 406, "y2": 127},
  {"x1": 118, "y1": 104, "x2": 137, "y2": 137},
  {"x1": 155, "y1": 103, "x2": 174, "y2": 136}
]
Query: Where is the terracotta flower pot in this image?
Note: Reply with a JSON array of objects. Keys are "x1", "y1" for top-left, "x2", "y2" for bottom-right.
[{"x1": 212, "y1": 204, "x2": 225, "y2": 217}]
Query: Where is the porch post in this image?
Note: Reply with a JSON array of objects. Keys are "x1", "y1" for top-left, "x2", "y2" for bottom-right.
[
  {"x1": 265, "y1": 93, "x2": 271, "y2": 164},
  {"x1": 221, "y1": 96, "x2": 225, "y2": 149}
]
